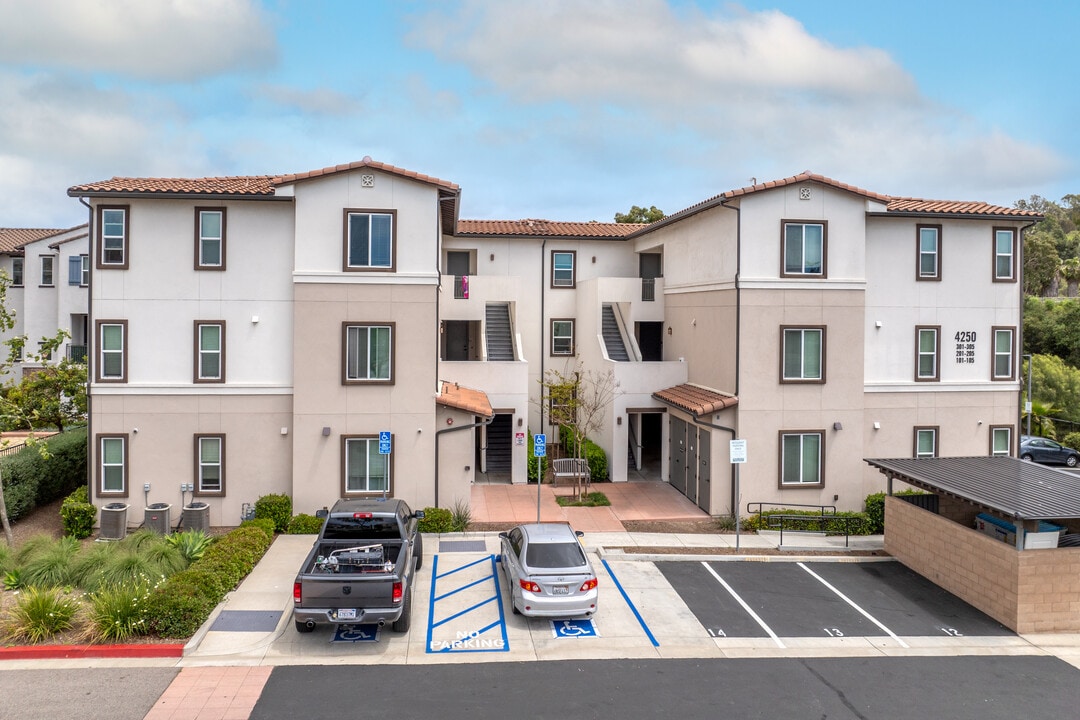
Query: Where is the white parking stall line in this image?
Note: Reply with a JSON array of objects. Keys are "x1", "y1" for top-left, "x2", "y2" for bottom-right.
[
  {"x1": 796, "y1": 562, "x2": 909, "y2": 648},
  {"x1": 701, "y1": 562, "x2": 785, "y2": 649}
]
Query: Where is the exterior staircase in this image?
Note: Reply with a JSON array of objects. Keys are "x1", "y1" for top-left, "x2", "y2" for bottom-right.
[
  {"x1": 485, "y1": 304, "x2": 514, "y2": 361},
  {"x1": 602, "y1": 304, "x2": 630, "y2": 361}
]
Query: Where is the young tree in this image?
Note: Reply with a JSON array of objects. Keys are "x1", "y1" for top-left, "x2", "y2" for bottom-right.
[
  {"x1": 0, "y1": 270, "x2": 77, "y2": 546},
  {"x1": 614, "y1": 205, "x2": 665, "y2": 224},
  {"x1": 540, "y1": 364, "x2": 619, "y2": 500}
]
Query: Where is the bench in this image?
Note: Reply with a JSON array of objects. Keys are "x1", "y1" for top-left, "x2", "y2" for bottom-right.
[{"x1": 550, "y1": 458, "x2": 590, "y2": 497}]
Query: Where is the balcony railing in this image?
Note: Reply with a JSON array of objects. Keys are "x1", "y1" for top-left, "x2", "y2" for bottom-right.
[
  {"x1": 641, "y1": 278, "x2": 655, "y2": 302},
  {"x1": 454, "y1": 275, "x2": 469, "y2": 299},
  {"x1": 67, "y1": 344, "x2": 87, "y2": 363}
]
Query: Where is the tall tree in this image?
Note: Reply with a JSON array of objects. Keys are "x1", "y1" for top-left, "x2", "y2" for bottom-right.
[{"x1": 614, "y1": 205, "x2": 665, "y2": 224}]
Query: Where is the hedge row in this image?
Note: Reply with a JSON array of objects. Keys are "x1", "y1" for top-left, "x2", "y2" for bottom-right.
[
  {"x1": 144, "y1": 524, "x2": 272, "y2": 638},
  {"x1": 0, "y1": 427, "x2": 87, "y2": 521}
]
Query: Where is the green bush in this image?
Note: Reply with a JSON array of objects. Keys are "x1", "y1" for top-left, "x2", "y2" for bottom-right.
[
  {"x1": 418, "y1": 507, "x2": 453, "y2": 534},
  {"x1": 165, "y1": 529, "x2": 211, "y2": 562},
  {"x1": 741, "y1": 508, "x2": 872, "y2": 535},
  {"x1": 450, "y1": 499, "x2": 472, "y2": 532},
  {"x1": 60, "y1": 486, "x2": 96, "y2": 539},
  {"x1": 559, "y1": 426, "x2": 609, "y2": 481},
  {"x1": 19, "y1": 536, "x2": 81, "y2": 588},
  {"x1": 286, "y1": 514, "x2": 325, "y2": 534},
  {"x1": 1063, "y1": 432, "x2": 1080, "y2": 452},
  {"x1": 864, "y1": 490, "x2": 928, "y2": 534},
  {"x1": 240, "y1": 517, "x2": 276, "y2": 542},
  {"x1": 254, "y1": 493, "x2": 292, "y2": 533},
  {"x1": 0, "y1": 428, "x2": 88, "y2": 521},
  {"x1": 2, "y1": 586, "x2": 79, "y2": 643}
]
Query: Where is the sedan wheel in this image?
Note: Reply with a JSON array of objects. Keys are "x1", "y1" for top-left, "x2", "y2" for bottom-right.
[
  {"x1": 1068, "y1": 455, "x2": 1078, "y2": 468},
  {"x1": 1021, "y1": 454, "x2": 1034, "y2": 462}
]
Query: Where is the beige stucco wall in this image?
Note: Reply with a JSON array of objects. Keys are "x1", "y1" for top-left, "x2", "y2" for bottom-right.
[{"x1": 290, "y1": 282, "x2": 438, "y2": 512}]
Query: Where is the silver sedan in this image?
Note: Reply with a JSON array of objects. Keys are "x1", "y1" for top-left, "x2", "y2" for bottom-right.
[{"x1": 498, "y1": 523, "x2": 598, "y2": 618}]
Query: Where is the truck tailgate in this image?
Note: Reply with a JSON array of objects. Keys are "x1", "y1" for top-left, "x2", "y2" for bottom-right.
[{"x1": 300, "y1": 574, "x2": 397, "y2": 609}]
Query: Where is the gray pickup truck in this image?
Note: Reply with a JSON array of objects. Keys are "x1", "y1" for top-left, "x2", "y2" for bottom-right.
[{"x1": 292, "y1": 498, "x2": 424, "y2": 634}]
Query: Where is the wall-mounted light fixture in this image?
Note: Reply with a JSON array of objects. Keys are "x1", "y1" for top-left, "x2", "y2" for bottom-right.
[
  {"x1": 280, "y1": 427, "x2": 289, "y2": 436},
  {"x1": 321, "y1": 426, "x2": 331, "y2": 436},
  {"x1": 490, "y1": 253, "x2": 494, "y2": 262},
  {"x1": 833, "y1": 422, "x2": 843, "y2": 431},
  {"x1": 873, "y1": 422, "x2": 881, "y2": 430},
  {"x1": 252, "y1": 315, "x2": 260, "y2": 324},
  {"x1": 617, "y1": 417, "x2": 622, "y2": 425},
  {"x1": 517, "y1": 418, "x2": 523, "y2": 427}
]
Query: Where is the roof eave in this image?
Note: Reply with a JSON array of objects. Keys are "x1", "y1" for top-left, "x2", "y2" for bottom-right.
[{"x1": 66, "y1": 190, "x2": 286, "y2": 201}]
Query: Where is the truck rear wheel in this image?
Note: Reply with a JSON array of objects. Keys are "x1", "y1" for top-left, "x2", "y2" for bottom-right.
[
  {"x1": 392, "y1": 588, "x2": 413, "y2": 632},
  {"x1": 295, "y1": 620, "x2": 315, "y2": 634}
]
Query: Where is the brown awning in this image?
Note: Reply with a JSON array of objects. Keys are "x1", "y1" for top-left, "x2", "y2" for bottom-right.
[
  {"x1": 653, "y1": 383, "x2": 738, "y2": 418},
  {"x1": 437, "y1": 381, "x2": 494, "y2": 418}
]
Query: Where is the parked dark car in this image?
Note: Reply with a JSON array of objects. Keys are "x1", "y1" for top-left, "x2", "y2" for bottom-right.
[{"x1": 1019, "y1": 435, "x2": 1080, "y2": 467}]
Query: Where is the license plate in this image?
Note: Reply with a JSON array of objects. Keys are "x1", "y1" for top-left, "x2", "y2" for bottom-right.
[
  {"x1": 338, "y1": 609, "x2": 357, "y2": 620},
  {"x1": 552, "y1": 586, "x2": 569, "y2": 595}
]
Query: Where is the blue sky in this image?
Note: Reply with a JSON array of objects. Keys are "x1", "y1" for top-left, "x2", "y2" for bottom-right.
[{"x1": 1, "y1": 0, "x2": 1076, "y2": 228}]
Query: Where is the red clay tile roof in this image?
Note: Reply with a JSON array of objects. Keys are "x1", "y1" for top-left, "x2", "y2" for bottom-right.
[
  {"x1": 885, "y1": 198, "x2": 1040, "y2": 217},
  {"x1": 457, "y1": 219, "x2": 645, "y2": 238},
  {"x1": 653, "y1": 383, "x2": 738, "y2": 417},
  {"x1": 0, "y1": 227, "x2": 66, "y2": 253},
  {"x1": 273, "y1": 157, "x2": 459, "y2": 191},
  {"x1": 724, "y1": 171, "x2": 893, "y2": 203},
  {"x1": 68, "y1": 176, "x2": 276, "y2": 196},
  {"x1": 437, "y1": 381, "x2": 494, "y2": 418}
]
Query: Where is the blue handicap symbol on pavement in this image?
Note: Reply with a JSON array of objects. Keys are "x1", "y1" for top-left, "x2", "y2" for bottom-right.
[
  {"x1": 332, "y1": 624, "x2": 380, "y2": 643},
  {"x1": 551, "y1": 618, "x2": 598, "y2": 638}
]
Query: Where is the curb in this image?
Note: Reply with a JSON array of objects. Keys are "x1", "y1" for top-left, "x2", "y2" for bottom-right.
[{"x1": 0, "y1": 643, "x2": 185, "y2": 660}]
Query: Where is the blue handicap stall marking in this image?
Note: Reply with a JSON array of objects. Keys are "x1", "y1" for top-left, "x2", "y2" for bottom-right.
[
  {"x1": 331, "y1": 623, "x2": 380, "y2": 643},
  {"x1": 551, "y1": 618, "x2": 599, "y2": 638},
  {"x1": 426, "y1": 554, "x2": 509, "y2": 654}
]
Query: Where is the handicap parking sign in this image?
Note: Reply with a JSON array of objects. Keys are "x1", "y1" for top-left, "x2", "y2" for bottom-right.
[
  {"x1": 534, "y1": 433, "x2": 547, "y2": 457},
  {"x1": 379, "y1": 431, "x2": 391, "y2": 455},
  {"x1": 551, "y1": 618, "x2": 598, "y2": 638}
]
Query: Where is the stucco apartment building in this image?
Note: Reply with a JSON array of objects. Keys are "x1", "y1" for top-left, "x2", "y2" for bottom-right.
[
  {"x1": 0, "y1": 225, "x2": 89, "y2": 378},
  {"x1": 65, "y1": 161, "x2": 1040, "y2": 526}
]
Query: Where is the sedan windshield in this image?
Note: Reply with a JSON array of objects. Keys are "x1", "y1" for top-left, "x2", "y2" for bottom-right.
[{"x1": 525, "y1": 541, "x2": 587, "y2": 569}]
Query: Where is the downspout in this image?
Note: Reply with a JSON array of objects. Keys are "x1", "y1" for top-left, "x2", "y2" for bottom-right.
[
  {"x1": 716, "y1": 202, "x2": 742, "y2": 513},
  {"x1": 1017, "y1": 217, "x2": 1039, "y2": 453},
  {"x1": 79, "y1": 197, "x2": 93, "y2": 502},
  {"x1": 540, "y1": 238, "x2": 547, "y2": 434},
  {"x1": 434, "y1": 413, "x2": 494, "y2": 507}
]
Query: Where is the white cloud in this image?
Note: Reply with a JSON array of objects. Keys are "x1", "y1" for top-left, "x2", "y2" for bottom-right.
[
  {"x1": 407, "y1": 0, "x2": 1066, "y2": 210},
  {"x1": 253, "y1": 84, "x2": 361, "y2": 116},
  {"x1": 0, "y1": 0, "x2": 276, "y2": 81}
]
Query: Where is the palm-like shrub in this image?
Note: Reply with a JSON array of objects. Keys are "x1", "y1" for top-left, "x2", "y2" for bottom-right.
[
  {"x1": 84, "y1": 580, "x2": 156, "y2": 642},
  {"x1": 165, "y1": 529, "x2": 211, "y2": 563},
  {"x1": 20, "y1": 536, "x2": 81, "y2": 588}
]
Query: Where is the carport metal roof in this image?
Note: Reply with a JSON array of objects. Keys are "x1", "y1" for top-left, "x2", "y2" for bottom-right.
[{"x1": 865, "y1": 456, "x2": 1080, "y2": 520}]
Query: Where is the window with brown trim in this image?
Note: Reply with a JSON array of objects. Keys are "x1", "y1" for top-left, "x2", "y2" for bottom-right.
[
  {"x1": 342, "y1": 322, "x2": 395, "y2": 384},
  {"x1": 551, "y1": 250, "x2": 576, "y2": 288},
  {"x1": 343, "y1": 209, "x2": 396, "y2": 272},
  {"x1": 913, "y1": 426, "x2": 938, "y2": 458},
  {"x1": 97, "y1": 205, "x2": 130, "y2": 269},
  {"x1": 341, "y1": 435, "x2": 393, "y2": 495},
  {"x1": 778, "y1": 430, "x2": 824, "y2": 487},
  {"x1": 993, "y1": 227, "x2": 1017, "y2": 282},
  {"x1": 195, "y1": 434, "x2": 225, "y2": 495},
  {"x1": 97, "y1": 433, "x2": 129, "y2": 497},
  {"x1": 195, "y1": 207, "x2": 226, "y2": 270},
  {"x1": 991, "y1": 326, "x2": 1016, "y2": 380},
  {"x1": 194, "y1": 321, "x2": 226, "y2": 383},
  {"x1": 989, "y1": 425, "x2": 1013, "y2": 456},
  {"x1": 781, "y1": 220, "x2": 827, "y2": 278},
  {"x1": 96, "y1": 319, "x2": 128, "y2": 383},
  {"x1": 916, "y1": 224, "x2": 942, "y2": 281},
  {"x1": 780, "y1": 326, "x2": 825, "y2": 383},
  {"x1": 551, "y1": 318, "x2": 575, "y2": 356},
  {"x1": 914, "y1": 326, "x2": 940, "y2": 381}
]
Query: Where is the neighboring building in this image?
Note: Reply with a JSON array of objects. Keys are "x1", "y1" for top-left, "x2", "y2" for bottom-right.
[
  {"x1": 0, "y1": 225, "x2": 88, "y2": 378},
  {"x1": 67, "y1": 163, "x2": 1040, "y2": 526}
]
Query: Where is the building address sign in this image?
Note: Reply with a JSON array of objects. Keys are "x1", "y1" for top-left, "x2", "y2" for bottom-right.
[{"x1": 954, "y1": 331, "x2": 976, "y2": 364}]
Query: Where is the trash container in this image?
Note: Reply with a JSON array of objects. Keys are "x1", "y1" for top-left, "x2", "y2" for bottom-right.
[
  {"x1": 182, "y1": 501, "x2": 210, "y2": 533},
  {"x1": 99, "y1": 502, "x2": 129, "y2": 541},
  {"x1": 144, "y1": 502, "x2": 172, "y2": 534}
]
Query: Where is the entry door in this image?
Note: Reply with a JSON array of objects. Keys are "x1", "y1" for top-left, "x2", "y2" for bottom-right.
[
  {"x1": 443, "y1": 321, "x2": 469, "y2": 361},
  {"x1": 686, "y1": 430, "x2": 698, "y2": 503},
  {"x1": 669, "y1": 417, "x2": 686, "y2": 494},
  {"x1": 697, "y1": 431, "x2": 711, "y2": 512}
]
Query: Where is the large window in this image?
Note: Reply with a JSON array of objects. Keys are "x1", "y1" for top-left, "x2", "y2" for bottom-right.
[
  {"x1": 68, "y1": 255, "x2": 89, "y2": 286},
  {"x1": 990, "y1": 426, "x2": 1013, "y2": 457},
  {"x1": 551, "y1": 251, "x2": 576, "y2": 288},
  {"x1": 917, "y1": 224, "x2": 942, "y2": 280},
  {"x1": 96, "y1": 320, "x2": 127, "y2": 383},
  {"x1": 993, "y1": 227, "x2": 1016, "y2": 281},
  {"x1": 991, "y1": 326, "x2": 1015, "y2": 380},
  {"x1": 344, "y1": 210, "x2": 395, "y2": 271},
  {"x1": 195, "y1": 435, "x2": 224, "y2": 494},
  {"x1": 551, "y1": 319, "x2": 575, "y2": 356},
  {"x1": 342, "y1": 436, "x2": 391, "y2": 495},
  {"x1": 39, "y1": 255, "x2": 54, "y2": 286},
  {"x1": 915, "y1": 326, "x2": 940, "y2": 381},
  {"x1": 914, "y1": 427, "x2": 938, "y2": 458},
  {"x1": 196, "y1": 207, "x2": 226, "y2": 270},
  {"x1": 98, "y1": 205, "x2": 129, "y2": 269},
  {"x1": 343, "y1": 323, "x2": 394, "y2": 383},
  {"x1": 781, "y1": 326, "x2": 825, "y2": 382},
  {"x1": 194, "y1": 321, "x2": 225, "y2": 383},
  {"x1": 98, "y1": 434, "x2": 128, "y2": 495},
  {"x1": 11, "y1": 257, "x2": 23, "y2": 286},
  {"x1": 782, "y1": 221, "x2": 827, "y2": 277},
  {"x1": 779, "y1": 431, "x2": 824, "y2": 487}
]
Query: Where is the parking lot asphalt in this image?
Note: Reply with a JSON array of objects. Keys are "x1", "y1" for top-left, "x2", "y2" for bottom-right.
[{"x1": 8, "y1": 530, "x2": 1080, "y2": 719}]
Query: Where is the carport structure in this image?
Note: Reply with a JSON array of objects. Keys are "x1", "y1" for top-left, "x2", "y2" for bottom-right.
[{"x1": 866, "y1": 456, "x2": 1080, "y2": 634}]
